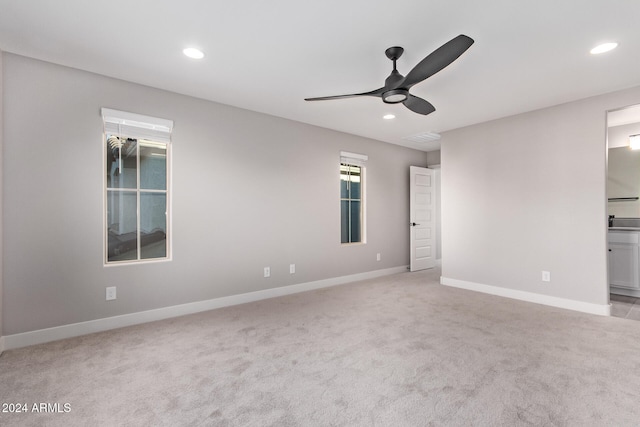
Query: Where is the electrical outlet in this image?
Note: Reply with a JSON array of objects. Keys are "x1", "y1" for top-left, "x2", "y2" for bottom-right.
[
  {"x1": 264, "y1": 267, "x2": 270, "y2": 278},
  {"x1": 106, "y1": 286, "x2": 117, "y2": 301},
  {"x1": 290, "y1": 264, "x2": 295, "y2": 274},
  {"x1": 542, "y1": 271, "x2": 551, "y2": 282},
  {"x1": 376, "y1": 253, "x2": 381, "y2": 261}
]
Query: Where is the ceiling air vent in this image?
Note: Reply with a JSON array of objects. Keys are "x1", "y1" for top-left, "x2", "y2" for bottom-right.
[{"x1": 402, "y1": 131, "x2": 441, "y2": 143}]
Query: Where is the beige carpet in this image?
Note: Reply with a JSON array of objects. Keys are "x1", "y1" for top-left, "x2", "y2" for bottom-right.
[{"x1": 1, "y1": 268, "x2": 640, "y2": 426}]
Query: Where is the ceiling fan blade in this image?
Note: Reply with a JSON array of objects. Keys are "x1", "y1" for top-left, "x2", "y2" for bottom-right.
[
  {"x1": 400, "y1": 35, "x2": 474, "y2": 89},
  {"x1": 403, "y1": 95, "x2": 436, "y2": 115},
  {"x1": 305, "y1": 87, "x2": 384, "y2": 101}
]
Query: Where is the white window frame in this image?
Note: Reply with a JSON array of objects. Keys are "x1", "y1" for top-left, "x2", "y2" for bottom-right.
[
  {"x1": 102, "y1": 108, "x2": 173, "y2": 266},
  {"x1": 340, "y1": 151, "x2": 367, "y2": 245}
]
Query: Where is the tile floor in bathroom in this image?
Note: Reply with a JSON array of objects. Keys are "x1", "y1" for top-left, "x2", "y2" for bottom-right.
[{"x1": 610, "y1": 293, "x2": 640, "y2": 320}]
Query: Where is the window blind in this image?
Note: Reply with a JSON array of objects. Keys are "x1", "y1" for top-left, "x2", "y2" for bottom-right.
[
  {"x1": 340, "y1": 151, "x2": 368, "y2": 166},
  {"x1": 101, "y1": 108, "x2": 174, "y2": 143}
]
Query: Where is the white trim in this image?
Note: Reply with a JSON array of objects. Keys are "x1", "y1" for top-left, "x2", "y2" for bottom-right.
[
  {"x1": 610, "y1": 287, "x2": 640, "y2": 298},
  {"x1": 101, "y1": 108, "x2": 173, "y2": 142},
  {"x1": 440, "y1": 276, "x2": 611, "y2": 316},
  {"x1": 101, "y1": 108, "x2": 173, "y2": 131},
  {"x1": 340, "y1": 151, "x2": 368, "y2": 166},
  {"x1": 360, "y1": 165, "x2": 367, "y2": 244},
  {"x1": 340, "y1": 160, "x2": 366, "y2": 244},
  {"x1": 3, "y1": 266, "x2": 408, "y2": 351}
]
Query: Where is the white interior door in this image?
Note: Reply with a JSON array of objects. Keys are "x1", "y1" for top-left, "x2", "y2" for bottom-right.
[{"x1": 410, "y1": 166, "x2": 436, "y2": 271}]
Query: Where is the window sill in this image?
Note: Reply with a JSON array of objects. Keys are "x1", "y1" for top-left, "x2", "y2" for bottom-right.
[{"x1": 104, "y1": 257, "x2": 172, "y2": 267}]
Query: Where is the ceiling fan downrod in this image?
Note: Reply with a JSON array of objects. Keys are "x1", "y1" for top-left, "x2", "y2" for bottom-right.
[{"x1": 383, "y1": 46, "x2": 408, "y2": 103}]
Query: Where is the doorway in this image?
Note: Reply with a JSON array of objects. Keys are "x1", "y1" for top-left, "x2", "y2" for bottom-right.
[{"x1": 606, "y1": 104, "x2": 640, "y2": 313}]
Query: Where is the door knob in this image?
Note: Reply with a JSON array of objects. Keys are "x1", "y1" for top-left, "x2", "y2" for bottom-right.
[{"x1": 410, "y1": 222, "x2": 420, "y2": 226}]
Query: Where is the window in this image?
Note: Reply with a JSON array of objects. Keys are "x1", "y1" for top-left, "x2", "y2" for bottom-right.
[
  {"x1": 102, "y1": 109, "x2": 173, "y2": 264},
  {"x1": 340, "y1": 151, "x2": 367, "y2": 244}
]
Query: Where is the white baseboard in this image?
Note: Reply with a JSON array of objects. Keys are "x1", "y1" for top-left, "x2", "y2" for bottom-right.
[
  {"x1": 610, "y1": 286, "x2": 640, "y2": 298},
  {"x1": 3, "y1": 266, "x2": 408, "y2": 351},
  {"x1": 440, "y1": 276, "x2": 611, "y2": 316}
]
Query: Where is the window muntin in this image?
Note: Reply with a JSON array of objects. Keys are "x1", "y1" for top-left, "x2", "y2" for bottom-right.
[
  {"x1": 105, "y1": 136, "x2": 170, "y2": 264},
  {"x1": 340, "y1": 163, "x2": 364, "y2": 244}
]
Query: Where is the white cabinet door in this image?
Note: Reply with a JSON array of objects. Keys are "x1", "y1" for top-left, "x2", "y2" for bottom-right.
[{"x1": 609, "y1": 243, "x2": 640, "y2": 289}]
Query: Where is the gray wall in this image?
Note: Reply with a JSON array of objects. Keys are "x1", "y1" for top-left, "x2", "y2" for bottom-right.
[
  {"x1": 2, "y1": 53, "x2": 429, "y2": 336},
  {"x1": 441, "y1": 85, "x2": 640, "y2": 305},
  {"x1": 426, "y1": 150, "x2": 442, "y2": 260},
  {"x1": 426, "y1": 150, "x2": 441, "y2": 166}
]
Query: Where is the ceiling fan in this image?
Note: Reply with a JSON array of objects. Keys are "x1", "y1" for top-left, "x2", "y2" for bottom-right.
[{"x1": 305, "y1": 34, "x2": 474, "y2": 116}]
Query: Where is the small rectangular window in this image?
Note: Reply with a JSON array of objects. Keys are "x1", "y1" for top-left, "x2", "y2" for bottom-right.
[
  {"x1": 102, "y1": 109, "x2": 173, "y2": 264},
  {"x1": 340, "y1": 151, "x2": 367, "y2": 244}
]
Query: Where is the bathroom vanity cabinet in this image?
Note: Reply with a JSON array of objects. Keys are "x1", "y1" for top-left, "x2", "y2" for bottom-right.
[{"x1": 609, "y1": 229, "x2": 640, "y2": 296}]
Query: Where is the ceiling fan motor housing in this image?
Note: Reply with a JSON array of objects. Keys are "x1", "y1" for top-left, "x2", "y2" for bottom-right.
[{"x1": 383, "y1": 70, "x2": 407, "y2": 103}]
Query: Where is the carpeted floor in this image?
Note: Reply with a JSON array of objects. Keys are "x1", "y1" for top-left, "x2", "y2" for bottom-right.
[{"x1": 1, "y1": 268, "x2": 640, "y2": 426}]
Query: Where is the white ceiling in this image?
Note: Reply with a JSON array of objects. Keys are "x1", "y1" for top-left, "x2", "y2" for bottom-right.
[{"x1": 2, "y1": 0, "x2": 640, "y2": 152}]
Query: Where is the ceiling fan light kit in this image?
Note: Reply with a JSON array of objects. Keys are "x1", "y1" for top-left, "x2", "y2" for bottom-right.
[
  {"x1": 305, "y1": 34, "x2": 474, "y2": 116},
  {"x1": 383, "y1": 89, "x2": 409, "y2": 104}
]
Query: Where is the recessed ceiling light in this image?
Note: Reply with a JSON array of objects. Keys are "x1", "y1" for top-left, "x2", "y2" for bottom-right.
[
  {"x1": 183, "y1": 47, "x2": 204, "y2": 59},
  {"x1": 383, "y1": 114, "x2": 396, "y2": 120},
  {"x1": 590, "y1": 42, "x2": 618, "y2": 55}
]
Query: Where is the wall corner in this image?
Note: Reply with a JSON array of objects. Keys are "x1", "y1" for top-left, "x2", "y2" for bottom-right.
[{"x1": 0, "y1": 50, "x2": 5, "y2": 354}]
